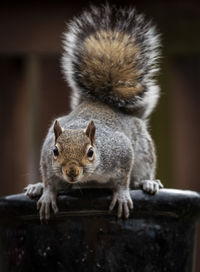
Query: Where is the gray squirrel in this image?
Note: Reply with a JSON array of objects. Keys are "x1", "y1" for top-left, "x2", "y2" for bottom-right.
[{"x1": 25, "y1": 4, "x2": 163, "y2": 220}]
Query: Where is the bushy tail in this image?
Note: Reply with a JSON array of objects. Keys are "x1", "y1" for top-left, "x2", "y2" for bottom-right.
[{"x1": 62, "y1": 4, "x2": 161, "y2": 119}]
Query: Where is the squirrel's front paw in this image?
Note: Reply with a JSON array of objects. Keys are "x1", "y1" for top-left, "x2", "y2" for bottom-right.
[
  {"x1": 24, "y1": 183, "x2": 44, "y2": 198},
  {"x1": 142, "y1": 179, "x2": 163, "y2": 194},
  {"x1": 109, "y1": 186, "x2": 133, "y2": 219},
  {"x1": 37, "y1": 191, "x2": 58, "y2": 221}
]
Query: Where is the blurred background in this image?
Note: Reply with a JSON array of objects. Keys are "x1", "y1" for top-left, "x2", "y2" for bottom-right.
[{"x1": 0, "y1": 0, "x2": 200, "y2": 270}]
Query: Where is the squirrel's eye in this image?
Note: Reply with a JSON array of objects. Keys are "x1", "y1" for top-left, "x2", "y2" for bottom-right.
[
  {"x1": 53, "y1": 146, "x2": 59, "y2": 157},
  {"x1": 87, "y1": 147, "x2": 94, "y2": 158}
]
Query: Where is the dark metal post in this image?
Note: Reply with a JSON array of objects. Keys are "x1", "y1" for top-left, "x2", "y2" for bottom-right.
[{"x1": 0, "y1": 189, "x2": 200, "y2": 272}]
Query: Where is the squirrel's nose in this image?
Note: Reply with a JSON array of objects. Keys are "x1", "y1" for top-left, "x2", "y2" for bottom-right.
[
  {"x1": 66, "y1": 166, "x2": 79, "y2": 179},
  {"x1": 69, "y1": 168, "x2": 78, "y2": 177}
]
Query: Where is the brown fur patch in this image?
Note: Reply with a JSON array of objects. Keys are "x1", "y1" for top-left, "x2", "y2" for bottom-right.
[
  {"x1": 80, "y1": 30, "x2": 143, "y2": 98},
  {"x1": 55, "y1": 129, "x2": 94, "y2": 168}
]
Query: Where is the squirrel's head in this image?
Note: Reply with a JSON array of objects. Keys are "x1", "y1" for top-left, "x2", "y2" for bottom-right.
[{"x1": 52, "y1": 120, "x2": 96, "y2": 184}]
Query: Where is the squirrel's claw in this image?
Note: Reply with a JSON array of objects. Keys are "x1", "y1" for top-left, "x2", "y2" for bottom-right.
[
  {"x1": 37, "y1": 191, "x2": 58, "y2": 221},
  {"x1": 109, "y1": 192, "x2": 118, "y2": 211},
  {"x1": 142, "y1": 179, "x2": 163, "y2": 195},
  {"x1": 24, "y1": 183, "x2": 44, "y2": 198},
  {"x1": 110, "y1": 186, "x2": 133, "y2": 219}
]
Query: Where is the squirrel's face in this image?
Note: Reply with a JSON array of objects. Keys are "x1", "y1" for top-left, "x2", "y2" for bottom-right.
[{"x1": 52, "y1": 120, "x2": 96, "y2": 183}]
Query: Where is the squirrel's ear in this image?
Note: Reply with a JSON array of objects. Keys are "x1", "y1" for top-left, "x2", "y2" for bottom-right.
[
  {"x1": 85, "y1": 121, "x2": 96, "y2": 145},
  {"x1": 54, "y1": 120, "x2": 63, "y2": 141}
]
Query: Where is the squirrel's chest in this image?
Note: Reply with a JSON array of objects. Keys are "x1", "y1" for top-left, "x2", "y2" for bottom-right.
[{"x1": 87, "y1": 171, "x2": 113, "y2": 184}]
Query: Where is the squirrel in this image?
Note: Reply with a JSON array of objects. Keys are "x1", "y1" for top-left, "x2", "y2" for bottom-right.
[{"x1": 24, "y1": 4, "x2": 163, "y2": 220}]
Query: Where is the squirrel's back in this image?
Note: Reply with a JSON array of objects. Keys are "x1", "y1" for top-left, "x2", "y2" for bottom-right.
[{"x1": 62, "y1": 4, "x2": 161, "y2": 119}]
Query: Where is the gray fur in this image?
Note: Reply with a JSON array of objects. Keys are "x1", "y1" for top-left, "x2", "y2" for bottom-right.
[
  {"x1": 25, "y1": 100, "x2": 163, "y2": 220},
  {"x1": 25, "y1": 4, "x2": 163, "y2": 220}
]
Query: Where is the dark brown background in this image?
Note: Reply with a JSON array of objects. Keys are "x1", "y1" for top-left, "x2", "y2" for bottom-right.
[{"x1": 0, "y1": 0, "x2": 200, "y2": 270}]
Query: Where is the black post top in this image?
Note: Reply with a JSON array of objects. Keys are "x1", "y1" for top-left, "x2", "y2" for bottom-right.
[{"x1": 0, "y1": 189, "x2": 200, "y2": 220}]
